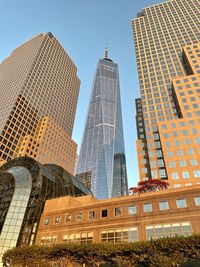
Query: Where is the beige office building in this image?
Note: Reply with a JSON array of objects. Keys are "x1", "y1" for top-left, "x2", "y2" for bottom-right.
[
  {"x1": 0, "y1": 33, "x2": 80, "y2": 174},
  {"x1": 36, "y1": 185, "x2": 200, "y2": 245},
  {"x1": 133, "y1": 0, "x2": 200, "y2": 186}
]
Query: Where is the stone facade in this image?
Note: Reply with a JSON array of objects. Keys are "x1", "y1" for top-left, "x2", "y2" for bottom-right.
[{"x1": 36, "y1": 185, "x2": 200, "y2": 245}]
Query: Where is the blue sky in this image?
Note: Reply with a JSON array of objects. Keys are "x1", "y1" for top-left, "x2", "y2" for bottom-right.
[{"x1": 0, "y1": 0, "x2": 163, "y2": 186}]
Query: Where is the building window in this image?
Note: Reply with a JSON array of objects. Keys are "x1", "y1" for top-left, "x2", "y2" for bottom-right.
[
  {"x1": 190, "y1": 159, "x2": 198, "y2": 166},
  {"x1": 156, "y1": 150, "x2": 162, "y2": 157},
  {"x1": 187, "y1": 149, "x2": 194, "y2": 155},
  {"x1": 44, "y1": 218, "x2": 49, "y2": 225},
  {"x1": 177, "y1": 150, "x2": 183, "y2": 156},
  {"x1": 169, "y1": 161, "x2": 176, "y2": 168},
  {"x1": 65, "y1": 214, "x2": 72, "y2": 222},
  {"x1": 41, "y1": 236, "x2": 57, "y2": 244},
  {"x1": 182, "y1": 130, "x2": 188, "y2": 136},
  {"x1": 63, "y1": 232, "x2": 93, "y2": 244},
  {"x1": 54, "y1": 217, "x2": 61, "y2": 224},
  {"x1": 150, "y1": 161, "x2": 156, "y2": 168},
  {"x1": 101, "y1": 210, "x2": 108, "y2": 218},
  {"x1": 167, "y1": 151, "x2": 173, "y2": 157},
  {"x1": 174, "y1": 184, "x2": 181, "y2": 188},
  {"x1": 179, "y1": 122, "x2": 185, "y2": 127},
  {"x1": 142, "y1": 168, "x2": 147, "y2": 174},
  {"x1": 193, "y1": 170, "x2": 200, "y2": 178},
  {"x1": 151, "y1": 170, "x2": 158, "y2": 178},
  {"x1": 164, "y1": 133, "x2": 169, "y2": 138},
  {"x1": 192, "y1": 128, "x2": 198, "y2": 135},
  {"x1": 182, "y1": 171, "x2": 190, "y2": 179},
  {"x1": 77, "y1": 213, "x2": 83, "y2": 220},
  {"x1": 159, "y1": 201, "x2": 169, "y2": 211},
  {"x1": 194, "y1": 137, "x2": 200, "y2": 144},
  {"x1": 170, "y1": 123, "x2": 176, "y2": 128},
  {"x1": 175, "y1": 140, "x2": 180, "y2": 146},
  {"x1": 115, "y1": 207, "x2": 122, "y2": 216},
  {"x1": 176, "y1": 199, "x2": 187, "y2": 209},
  {"x1": 128, "y1": 205, "x2": 137, "y2": 215},
  {"x1": 146, "y1": 222, "x2": 192, "y2": 240},
  {"x1": 185, "y1": 139, "x2": 191, "y2": 145},
  {"x1": 143, "y1": 203, "x2": 152, "y2": 213},
  {"x1": 179, "y1": 160, "x2": 187, "y2": 167},
  {"x1": 194, "y1": 196, "x2": 200, "y2": 206},
  {"x1": 101, "y1": 228, "x2": 138, "y2": 243},
  {"x1": 172, "y1": 172, "x2": 179, "y2": 180},
  {"x1": 165, "y1": 141, "x2": 170, "y2": 147},
  {"x1": 89, "y1": 211, "x2": 95, "y2": 220},
  {"x1": 159, "y1": 169, "x2": 167, "y2": 178}
]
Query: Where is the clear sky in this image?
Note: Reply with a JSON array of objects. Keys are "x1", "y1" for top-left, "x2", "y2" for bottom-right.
[{"x1": 0, "y1": 0, "x2": 163, "y2": 187}]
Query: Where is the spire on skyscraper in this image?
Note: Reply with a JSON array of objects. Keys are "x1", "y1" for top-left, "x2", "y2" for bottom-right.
[
  {"x1": 103, "y1": 43, "x2": 113, "y2": 62},
  {"x1": 105, "y1": 43, "x2": 108, "y2": 59}
]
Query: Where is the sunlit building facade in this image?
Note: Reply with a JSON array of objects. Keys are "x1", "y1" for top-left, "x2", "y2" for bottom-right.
[
  {"x1": 36, "y1": 185, "x2": 200, "y2": 245},
  {"x1": 76, "y1": 51, "x2": 128, "y2": 199},
  {"x1": 0, "y1": 33, "x2": 80, "y2": 174},
  {"x1": 132, "y1": 0, "x2": 200, "y2": 187}
]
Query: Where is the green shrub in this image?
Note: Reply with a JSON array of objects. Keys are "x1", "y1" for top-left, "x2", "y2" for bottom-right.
[
  {"x1": 180, "y1": 259, "x2": 200, "y2": 267},
  {"x1": 3, "y1": 234, "x2": 200, "y2": 267}
]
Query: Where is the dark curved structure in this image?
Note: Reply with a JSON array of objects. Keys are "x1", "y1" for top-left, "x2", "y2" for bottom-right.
[{"x1": 0, "y1": 156, "x2": 91, "y2": 259}]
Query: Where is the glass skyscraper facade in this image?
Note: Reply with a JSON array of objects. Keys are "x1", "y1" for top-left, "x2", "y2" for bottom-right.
[
  {"x1": 133, "y1": 0, "x2": 200, "y2": 187},
  {"x1": 77, "y1": 53, "x2": 128, "y2": 199}
]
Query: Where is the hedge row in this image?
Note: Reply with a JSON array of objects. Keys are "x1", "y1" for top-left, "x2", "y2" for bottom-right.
[{"x1": 3, "y1": 235, "x2": 200, "y2": 267}]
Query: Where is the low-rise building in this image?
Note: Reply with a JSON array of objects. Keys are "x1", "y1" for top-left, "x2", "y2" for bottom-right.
[{"x1": 36, "y1": 185, "x2": 200, "y2": 245}]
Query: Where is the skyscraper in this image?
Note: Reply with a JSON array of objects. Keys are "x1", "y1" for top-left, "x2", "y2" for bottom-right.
[
  {"x1": 77, "y1": 49, "x2": 128, "y2": 199},
  {"x1": 133, "y1": 0, "x2": 200, "y2": 187},
  {"x1": 0, "y1": 33, "x2": 80, "y2": 174}
]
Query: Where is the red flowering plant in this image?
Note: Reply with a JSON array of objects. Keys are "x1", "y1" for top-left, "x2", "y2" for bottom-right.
[{"x1": 129, "y1": 179, "x2": 169, "y2": 194}]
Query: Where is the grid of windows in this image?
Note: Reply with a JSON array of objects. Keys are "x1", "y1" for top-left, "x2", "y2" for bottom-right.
[
  {"x1": 42, "y1": 193, "x2": 200, "y2": 227},
  {"x1": 0, "y1": 33, "x2": 79, "y2": 174},
  {"x1": 62, "y1": 232, "x2": 93, "y2": 244},
  {"x1": 146, "y1": 222, "x2": 192, "y2": 240},
  {"x1": 133, "y1": 0, "x2": 200, "y2": 183},
  {"x1": 41, "y1": 236, "x2": 57, "y2": 245},
  {"x1": 101, "y1": 228, "x2": 138, "y2": 243}
]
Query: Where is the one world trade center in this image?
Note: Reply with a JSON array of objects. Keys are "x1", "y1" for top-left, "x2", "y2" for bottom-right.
[{"x1": 77, "y1": 49, "x2": 128, "y2": 199}]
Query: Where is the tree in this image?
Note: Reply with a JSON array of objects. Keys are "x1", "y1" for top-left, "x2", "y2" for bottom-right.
[{"x1": 129, "y1": 179, "x2": 169, "y2": 194}]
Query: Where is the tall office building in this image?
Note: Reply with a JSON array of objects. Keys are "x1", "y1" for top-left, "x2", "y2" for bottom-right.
[
  {"x1": 133, "y1": 0, "x2": 200, "y2": 187},
  {"x1": 0, "y1": 33, "x2": 80, "y2": 174},
  {"x1": 77, "y1": 50, "x2": 128, "y2": 199}
]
